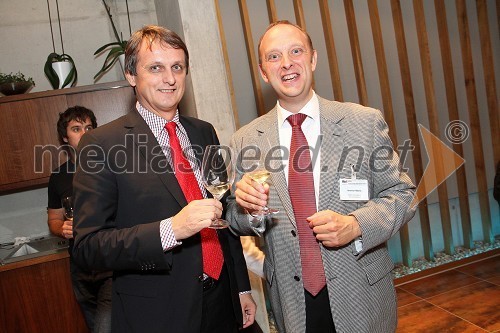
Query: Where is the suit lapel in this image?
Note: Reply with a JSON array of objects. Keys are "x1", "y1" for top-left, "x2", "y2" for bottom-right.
[
  {"x1": 125, "y1": 111, "x2": 187, "y2": 207},
  {"x1": 179, "y1": 116, "x2": 205, "y2": 170},
  {"x1": 318, "y1": 98, "x2": 346, "y2": 211}
]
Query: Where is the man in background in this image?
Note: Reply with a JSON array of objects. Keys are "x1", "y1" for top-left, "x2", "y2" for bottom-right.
[{"x1": 47, "y1": 106, "x2": 112, "y2": 332}]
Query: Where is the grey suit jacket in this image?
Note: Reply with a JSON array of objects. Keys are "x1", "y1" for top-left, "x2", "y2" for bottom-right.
[{"x1": 227, "y1": 97, "x2": 416, "y2": 333}]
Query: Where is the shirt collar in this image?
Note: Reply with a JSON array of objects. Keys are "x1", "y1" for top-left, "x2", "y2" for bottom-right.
[
  {"x1": 277, "y1": 91, "x2": 319, "y2": 128},
  {"x1": 135, "y1": 101, "x2": 185, "y2": 137}
]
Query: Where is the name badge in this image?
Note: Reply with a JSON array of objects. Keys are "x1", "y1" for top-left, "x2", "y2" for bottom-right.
[{"x1": 339, "y1": 179, "x2": 369, "y2": 201}]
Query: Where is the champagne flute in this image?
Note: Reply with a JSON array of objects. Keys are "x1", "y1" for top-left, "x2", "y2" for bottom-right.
[
  {"x1": 201, "y1": 145, "x2": 235, "y2": 229},
  {"x1": 61, "y1": 196, "x2": 74, "y2": 221},
  {"x1": 240, "y1": 139, "x2": 279, "y2": 217}
]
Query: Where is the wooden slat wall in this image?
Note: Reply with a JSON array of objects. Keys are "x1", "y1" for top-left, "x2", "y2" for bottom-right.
[
  {"x1": 476, "y1": 0, "x2": 500, "y2": 166},
  {"x1": 456, "y1": 0, "x2": 493, "y2": 244},
  {"x1": 266, "y1": 0, "x2": 278, "y2": 23},
  {"x1": 293, "y1": 0, "x2": 306, "y2": 28},
  {"x1": 413, "y1": 0, "x2": 454, "y2": 255},
  {"x1": 216, "y1": 0, "x2": 499, "y2": 264},
  {"x1": 391, "y1": 0, "x2": 433, "y2": 262},
  {"x1": 318, "y1": 0, "x2": 343, "y2": 101},
  {"x1": 367, "y1": 0, "x2": 412, "y2": 265},
  {"x1": 344, "y1": 0, "x2": 369, "y2": 106},
  {"x1": 434, "y1": 0, "x2": 473, "y2": 250},
  {"x1": 215, "y1": 0, "x2": 240, "y2": 129},
  {"x1": 238, "y1": 0, "x2": 266, "y2": 117}
]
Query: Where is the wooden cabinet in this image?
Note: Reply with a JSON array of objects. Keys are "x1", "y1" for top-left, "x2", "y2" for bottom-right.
[
  {"x1": 0, "y1": 81, "x2": 135, "y2": 193},
  {"x1": 0, "y1": 253, "x2": 88, "y2": 333},
  {"x1": 0, "y1": 82, "x2": 133, "y2": 331}
]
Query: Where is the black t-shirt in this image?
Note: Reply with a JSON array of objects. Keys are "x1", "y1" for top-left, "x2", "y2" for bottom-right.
[
  {"x1": 47, "y1": 160, "x2": 112, "y2": 277},
  {"x1": 47, "y1": 160, "x2": 76, "y2": 257},
  {"x1": 47, "y1": 160, "x2": 76, "y2": 209}
]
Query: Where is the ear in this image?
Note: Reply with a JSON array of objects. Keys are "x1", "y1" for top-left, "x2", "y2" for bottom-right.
[
  {"x1": 311, "y1": 50, "x2": 317, "y2": 72},
  {"x1": 259, "y1": 64, "x2": 269, "y2": 83},
  {"x1": 125, "y1": 72, "x2": 136, "y2": 87},
  {"x1": 62, "y1": 137, "x2": 68, "y2": 143}
]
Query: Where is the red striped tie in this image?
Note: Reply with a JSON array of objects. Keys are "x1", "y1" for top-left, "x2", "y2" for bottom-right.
[
  {"x1": 287, "y1": 113, "x2": 326, "y2": 296},
  {"x1": 165, "y1": 122, "x2": 224, "y2": 280}
]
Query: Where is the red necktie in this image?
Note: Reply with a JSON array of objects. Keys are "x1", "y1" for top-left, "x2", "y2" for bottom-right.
[
  {"x1": 287, "y1": 113, "x2": 326, "y2": 296},
  {"x1": 164, "y1": 122, "x2": 224, "y2": 280}
]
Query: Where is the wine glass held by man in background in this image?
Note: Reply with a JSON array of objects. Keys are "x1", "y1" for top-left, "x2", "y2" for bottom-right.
[
  {"x1": 62, "y1": 196, "x2": 73, "y2": 219},
  {"x1": 201, "y1": 145, "x2": 235, "y2": 228},
  {"x1": 61, "y1": 195, "x2": 74, "y2": 238}
]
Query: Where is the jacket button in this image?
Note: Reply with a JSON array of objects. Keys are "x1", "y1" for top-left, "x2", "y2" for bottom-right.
[
  {"x1": 294, "y1": 275, "x2": 300, "y2": 281},
  {"x1": 291, "y1": 230, "x2": 296, "y2": 237}
]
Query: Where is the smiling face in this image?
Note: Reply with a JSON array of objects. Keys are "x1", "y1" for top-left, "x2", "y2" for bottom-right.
[
  {"x1": 258, "y1": 23, "x2": 317, "y2": 113},
  {"x1": 125, "y1": 39, "x2": 187, "y2": 120}
]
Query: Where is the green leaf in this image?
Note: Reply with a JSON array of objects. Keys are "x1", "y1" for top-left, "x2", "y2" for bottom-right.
[
  {"x1": 60, "y1": 54, "x2": 78, "y2": 88},
  {"x1": 94, "y1": 41, "x2": 123, "y2": 55},
  {"x1": 93, "y1": 44, "x2": 125, "y2": 80},
  {"x1": 44, "y1": 53, "x2": 77, "y2": 89},
  {"x1": 44, "y1": 53, "x2": 60, "y2": 89}
]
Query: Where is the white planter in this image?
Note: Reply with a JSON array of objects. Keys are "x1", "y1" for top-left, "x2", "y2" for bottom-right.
[
  {"x1": 52, "y1": 61, "x2": 73, "y2": 89},
  {"x1": 118, "y1": 54, "x2": 125, "y2": 72},
  {"x1": 118, "y1": 54, "x2": 126, "y2": 78}
]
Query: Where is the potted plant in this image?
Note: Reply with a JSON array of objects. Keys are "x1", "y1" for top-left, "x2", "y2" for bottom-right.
[
  {"x1": 94, "y1": 0, "x2": 130, "y2": 81},
  {"x1": 0, "y1": 71, "x2": 35, "y2": 96},
  {"x1": 44, "y1": 53, "x2": 78, "y2": 89},
  {"x1": 44, "y1": 0, "x2": 77, "y2": 89}
]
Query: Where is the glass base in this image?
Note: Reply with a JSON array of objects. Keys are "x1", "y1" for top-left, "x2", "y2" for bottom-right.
[
  {"x1": 250, "y1": 206, "x2": 279, "y2": 217},
  {"x1": 209, "y1": 218, "x2": 229, "y2": 229}
]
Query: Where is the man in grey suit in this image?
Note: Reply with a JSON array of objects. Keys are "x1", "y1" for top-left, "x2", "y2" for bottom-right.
[{"x1": 227, "y1": 20, "x2": 416, "y2": 333}]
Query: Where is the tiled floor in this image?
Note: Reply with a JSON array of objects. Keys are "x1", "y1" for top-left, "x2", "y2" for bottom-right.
[{"x1": 395, "y1": 253, "x2": 500, "y2": 332}]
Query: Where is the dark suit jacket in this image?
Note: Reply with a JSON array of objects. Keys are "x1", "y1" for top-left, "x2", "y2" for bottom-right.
[{"x1": 72, "y1": 110, "x2": 250, "y2": 333}]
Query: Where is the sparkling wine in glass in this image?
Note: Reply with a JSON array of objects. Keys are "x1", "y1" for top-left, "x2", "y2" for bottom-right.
[
  {"x1": 201, "y1": 145, "x2": 235, "y2": 229},
  {"x1": 241, "y1": 138, "x2": 279, "y2": 217},
  {"x1": 61, "y1": 196, "x2": 74, "y2": 221}
]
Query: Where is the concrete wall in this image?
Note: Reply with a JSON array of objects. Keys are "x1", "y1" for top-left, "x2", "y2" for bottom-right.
[{"x1": 0, "y1": 0, "x2": 157, "y2": 92}]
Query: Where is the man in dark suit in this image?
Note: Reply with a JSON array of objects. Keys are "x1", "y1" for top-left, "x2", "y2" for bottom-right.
[{"x1": 72, "y1": 25, "x2": 256, "y2": 333}]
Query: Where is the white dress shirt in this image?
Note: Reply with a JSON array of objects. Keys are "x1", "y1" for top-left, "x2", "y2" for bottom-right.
[{"x1": 276, "y1": 92, "x2": 321, "y2": 208}]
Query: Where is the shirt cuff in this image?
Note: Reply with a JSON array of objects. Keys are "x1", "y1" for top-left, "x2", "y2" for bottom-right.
[
  {"x1": 354, "y1": 237, "x2": 363, "y2": 254},
  {"x1": 160, "y1": 218, "x2": 182, "y2": 252}
]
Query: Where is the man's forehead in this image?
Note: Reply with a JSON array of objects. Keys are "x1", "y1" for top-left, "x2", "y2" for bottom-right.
[
  {"x1": 137, "y1": 40, "x2": 186, "y2": 63},
  {"x1": 68, "y1": 118, "x2": 91, "y2": 126},
  {"x1": 262, "y1": 25, "x2": 308, "y2": 47}
]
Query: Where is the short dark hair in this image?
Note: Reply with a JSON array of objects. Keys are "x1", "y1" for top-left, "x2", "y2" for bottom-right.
[
  {"x1": 257, "y1": 20, "x2": 314, "y2": 64},
  {"x1": 125, "y1": 25, "x2": 190, "y2": 76},
  {"x1": 57, "y1": 106, "x2": 97, "y2": 145}
]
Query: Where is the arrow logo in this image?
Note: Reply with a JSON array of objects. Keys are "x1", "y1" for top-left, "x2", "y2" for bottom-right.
[{"x1": 410, "y1": 124, "x2": 465, "y2": 209}]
